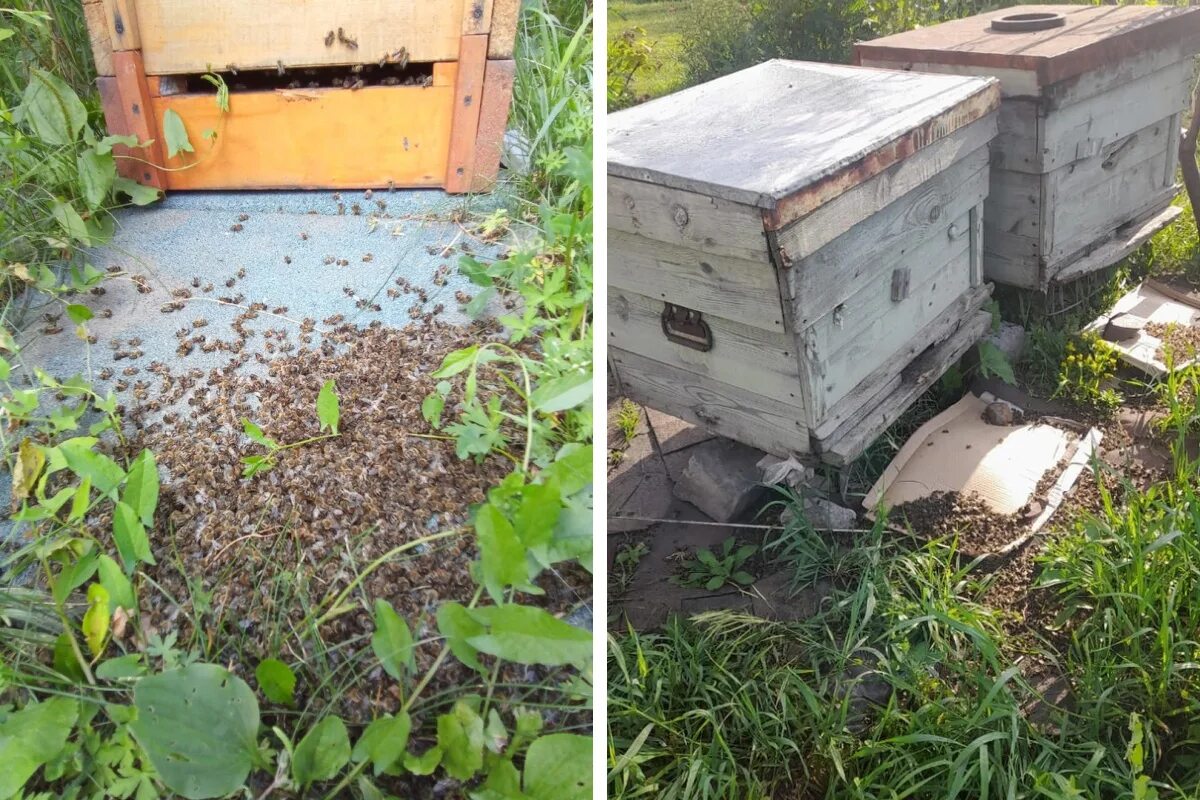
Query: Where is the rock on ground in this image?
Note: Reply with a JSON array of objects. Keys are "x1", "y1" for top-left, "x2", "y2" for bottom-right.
[{"x1": 673, "y1": 438, "x2": 767, "y2": 522}]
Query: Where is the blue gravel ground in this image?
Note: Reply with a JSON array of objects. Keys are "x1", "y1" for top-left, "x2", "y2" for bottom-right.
[{"x1": 3, "y1": 188, "x2": 507, "y2": 550}]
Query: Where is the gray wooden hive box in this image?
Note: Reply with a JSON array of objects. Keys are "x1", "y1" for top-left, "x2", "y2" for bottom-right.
[
  {"x1": 856, "y1": 5, "x2": 1200, "y2": 290},
  {"x1": 608, "y1": 60, "x2": 1001, "y2": 465}
]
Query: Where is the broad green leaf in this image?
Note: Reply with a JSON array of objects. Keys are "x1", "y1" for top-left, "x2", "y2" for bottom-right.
[
  {"x1": 97, "y1": 554, "x2": 136, "y2": 612},
  {"x1": 52, "y1": 545, "x2": 98, "y2": 606},
  {"x1": 77, "y1": 149, "x2": 115, "y2": 209},
  {"x1": 436, "y1": 701, "x2": 484, "y2": 780},
  {"x1": 421, "y1": 392, "x2": 445, "y2": 428},
  {"x1": 131, "y1": 664, "x2": 261, "y2": 799},
  {"x1": 13, "y1": 438, "x2": 45, "y2": 503},
  {"x1": 403, "y1": 747, "x2": 442, "y2": 775},
  {"x1": 523, "y1": 734, "x2": 592, "y2": 800},
  {"x1": 122, "y1": 449, "x2": 159, "y2": 526},
  {"x1": 531, "y1": 371, "x2": 592, "y2": 413},
  {"x1": 255, "y1": 658, "x2": 296, "y2": 706},
  {"x1": 51, "y1": 200, "x2": 90, "y2": 245},
  {"x1": 474, "y1": 502, "x2": 529, "y2": 602},
  {"x1": 113, "y1": 500, "x2": 156, "y2": 573},
  {"x1": 59, "y1": 437, "x2": 124, "y2": 495},
  {"x1": 66, "y1": 303, "x2": 93, "y2": 325},
  {"x1": 351, "y1": 713, "x2": 411, "y2": 777},
  {"x1": 317, "y1": 379, "x2": 339, "y2": 434},
  {"x1": 292, "y1": 715, "x2": 351, "y2": 789},
  {"x1": 467, "y1": 604, "x2": 591, "y2": 669},
  {"x1": 513, "y1": 481, "x2": 562, "y2": 549},
  {"x1": 53, "y1": 633, "x2": 86, "y2": 682},
  {"x1": 0, "y1": 697, "x2": 78, "y2": 798},
  {"x1": 96, "y1": 653, "x2": 145, "y2": 680},
  {"x1": 162, "y1": 109, "x2": 194, "y2": 158},
  {"x1": 114, "y1": 176, "x2": 162, "y2": 206},
  {"x1": 241, "y1": 418, "x2": 277, "y2": 448},
  {"x1": 437, "y1": 601, "x2": 486, "y2": 675},
  {"x1": 978, "y1": 341, "x2": 1016, "y2": 385},
  {"x1": 540, "y1": 444, "x2": 592, "y2": 496},
  {"x1": 68, "y1": 476, "x2": 91, "y2": 522},
  {"x1": 371, "y1": 599, "x2": 415, "y2": 680},
  {"x1": 21, "y1": 68, "x2": 87, "y2": 145},
  {"x1": 96, "y1": 133, "x2": 140, "y2": 154},
  {"x1": 434, "y1": 345, "x2": 479, "y2": 378},
  {"x1": 82, "y1": 583, "x2": 110, "y2": 657}
]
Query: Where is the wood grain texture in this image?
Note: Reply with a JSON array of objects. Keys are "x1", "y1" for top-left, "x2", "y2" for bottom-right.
[
  {"x1": 607, "y1": 59, "x2": 998, "y2": 216},
  {"x1": 134, "y1": 0, "x2": 466, "y2": 74},
  {"x1": 857, "y1": 58, "x2": 1039, "y2": 98},
  {"x1": 1053, "y1": 204, "x2": 1182, "y2": 284},
  {"x1": 817, "y1": 310, "x2": 992, "y2": 465},
  {"x1": 487, "y1": 0, "x2": 521, "y2": 58},
  {"x1": 608, "y1": 176, "x2": 769, "y2": 262},
  {"x1": 786, "y1": 150, "x2": 988, "y2": 327},
  {"x1": 444, "y1": 35, "x2": 488, "y2": 193},
  {"x1": 112, "y1": 51, "x2": 165, "y2": 188},
  {"x1": 611, "y1": 348, "x2": 811, "y2": 456},
  {"x1": 854, "y1": 5, "x2": 1200, "y2": 88},
  {"x1": 608, "y1": 229, "x2": 784, "y2": 331},
  {"x1": 151, "y1": 81, "x2": 454, "y2": 190},
  {"x1": 103, "y1": 0, "x2": 139, "y2": 50},
  {"x1": 462, "y1": 0, "x2": 493, "y2": 35},
  {"x1": 772, "y1": 116, "x2": 995, "y2": 263},
  {"x1": 82, "y1": 0, "x2": 113, "y2": 76},
  {"x1": 610, "y1": 288, "x2": 805, "y2": 406},
  {"x1": 470, "y1": 59, "x2": 515, "y2": 192},
  {"x1": 97, "y1": 76, "x2": 138, "y2": 179}
]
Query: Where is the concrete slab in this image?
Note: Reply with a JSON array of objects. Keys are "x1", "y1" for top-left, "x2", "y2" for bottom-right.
[{"x1": 645, "y1": 408, "x2": 714, "y2": 455}]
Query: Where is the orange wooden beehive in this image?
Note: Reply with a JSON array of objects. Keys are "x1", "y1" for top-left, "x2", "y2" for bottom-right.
[{"x1": 82, "y1": 0, "x2": 519, "y2": 192}]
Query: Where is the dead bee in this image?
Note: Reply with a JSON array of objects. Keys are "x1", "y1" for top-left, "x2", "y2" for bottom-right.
[
  {"x1": 41, "y1": 325, "x2": 62, "y2": 335},
  {"x1": 230, "y1": 223, "x2": 244, "y2": 232},
  {"x1": 203, "y1": 283, "x2": 214, "y2": 293},
  {"x1": 193, "y1": 318, "x2": 209, "y2": 328},
  {"x1": 349, "y1": 78, "x2": 364, "y2": 91},
  {"x1": 337, "y1": 203, "x2": 346, "y2": 215},
  {"x1": 364, "y1": 189, "x2": 374, "y2": 200},
  {"x1": 342, "y1": 286, "x2": 355, "y2": 297},
  {"x1": 99, "y1": 309, "x2": 113, "y2": 319},
  {"x1": 98, "y1": 368, "x2": 113, "y2": 380},
  {"x1": 300, "y1": 232, "x2": 309, "y2": 241},
  {"x1": 271, "y1": 306, "x2": 288, "y2": 315},
  {"x1": 351, "y1": 203, "x2": 362, "y2": 215},
  {"x1": 284, "y1": 256, "x2": 292, "y2": 265},
  {"x1": 225, "y1": 278, "x2": 236, "y2": 288},
  {"x1": 455, "y1": 290, "x2": 473, "y2": 304},
  {"x1": 171, "y1": 288, "x2": 192, "y2": 299},
  {"x1": 128, "y1": 337, "x2": 143, "y2": 347},
  {"x1": 432, "y1": 303, "x2": 444, "y2": 314},
  {"x1": 160, "y1": 301, "x2": 185, "y2": 313},
  {"x1": 336, "y1": 258, "x2": 349, "y2": 267},
  {"x1": 336, "y1": 27, "x2": 358, "y2": 49},
  {"x1": 90, "y1": 286, "x2": 106, "y2": 296},
  {"x1": 323, "y1": 256, "x2": 336, "y2": 265},
  {"x1": 237, "y1": 267, "x2": 247, "y2": 279},
  {"x1": 122, "y1": 366, "x2": 139, "y2": 377},
  {"x1": 324, "y1": 29, "x2": 335, "y2": 47},
  {"x1": 191, "y1": 276, "x2": 202, "y2": 288},
  {"x1": 387, "y1": 288, "x2": 400, "y2": 298},
  {"x1": 115, "y1": 379, "x2": 129, "y2": 392}
]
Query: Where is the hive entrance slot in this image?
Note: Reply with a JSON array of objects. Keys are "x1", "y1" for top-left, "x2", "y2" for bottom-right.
[
  {"x1": 165, "y1": 61, "x2": 436, "y2": 95},
  {"x1": 989, "y1": 12, "x2": 1066, "y2": 33}
]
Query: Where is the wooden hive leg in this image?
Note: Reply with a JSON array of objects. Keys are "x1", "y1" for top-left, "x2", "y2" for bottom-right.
[
  {"x1": 470, "y1": 60, "x2": 516, "y2": 192},
  {"x1": 444, "y1": 34, "x2": 489, "y2": 193},
  {"x1": 99, "y1": 0, "x2": 166, "y2": 189}
]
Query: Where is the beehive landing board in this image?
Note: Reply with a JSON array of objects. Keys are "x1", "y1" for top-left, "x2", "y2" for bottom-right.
[{"x1": 607, "y1": 59, "x2": 998, "y2": 227}]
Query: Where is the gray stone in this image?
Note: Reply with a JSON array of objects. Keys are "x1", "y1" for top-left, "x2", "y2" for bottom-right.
[
  {"x1": 983, "y1": 401, "x2": 1016, "y2": 426},
  {"x1": 673, "y1": 438, "x2": 768, "y2": 522},
  {"x1": 984, "y1": 321, "x2": 1027, "y2": 362},
  {"x1": 797, "y1": 497, "x2": 858, "y2": 531},
  {"x1": 646, "y1": 408, "x2": 715, "y2": 454}
]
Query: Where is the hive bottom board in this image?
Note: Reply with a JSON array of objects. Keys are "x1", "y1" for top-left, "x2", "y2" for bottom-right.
[{"x1": 610, "y1": 309, "x2": 993, "y2": 466}]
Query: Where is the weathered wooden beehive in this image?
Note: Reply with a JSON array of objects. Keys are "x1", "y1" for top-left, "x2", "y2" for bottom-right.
[
  {"x1": 81, "y1": 0, "x2": 519, "y2": 191},
  {"x1": 856, "y1": 5, "x2": 1200, "y2": 290},
  {"x1": 608, "y1": 60, "x2": 1001, "y2": 464}
]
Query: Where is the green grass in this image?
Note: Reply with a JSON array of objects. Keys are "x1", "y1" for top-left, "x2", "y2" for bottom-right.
[{"x1": 608, "y1": 1, "x2": 688, "y2": 103}]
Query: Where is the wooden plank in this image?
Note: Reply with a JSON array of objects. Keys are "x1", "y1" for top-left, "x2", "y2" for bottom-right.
[
  {"x1": 853, "y1": 5, "x2": 1200, "y2": 89},
  {"x1": 807, "y1": 224, "x2": 973, "y2": 415},
  {"x1": 608, "y1": 59, "x2": 998, "y2": 216},
  {"x1": 608, "y1": 176, "x2": 769, "y2": 263},
  {"x1": 470, "y1": 59, "x2": 515, "y2": 192},
  {"x1": 856, "y1": 57, "x2": 1039, "y2": 98},
  {"x1": 444, "y1": 35, "x2": 489, "y2": 193},
  {"x1": 992, "y1": 98, "x2": 1041, "y2": 173},
  {"x1": 787, "y1": 150, "x2": 988, "y2": 327},
  {"x1": 817, "y1": 309, "x2": 993, "y2": 465},
  {"x1": 134, "y1": 0, "x2": 466, "y2": 75},
  {"x1": 1044, "y1": 49, "x2": 1195, "y2": 112},
  {"x1": 812, "y1": 282, "x2": 993, "y2": 441},
  {"x1": 462, "y1": 0, "x2": 494, "y2": 35},
  {"x1": 1039, "y1": 61, "x2": 1190, "y2": 172},
  {"x1": 102, "y1": 0, "x2": 139, "y2": 51},
  {"x1": 82, "y1": 0, "x2": 113, "y2": 76},
  {"x1": 610, "y1": 288, "x2": 805, "y2": 406},
  {"x1": 97, "y1": 76, "x2": 138, "y2": 179},
  {"x1": 772, "y1": 115, "x2": 995, "y2": 262},
  {"x1": 151, "y1": 81, "x2": 455, "y2": 190},
  {"x1": 487, "y1": 0, "x2": 521, "y2": 59},
  {"x1": 608, "y1": 229, "x2": 783, "y2": 331},
  {"x1": 610, "y1": 348, "x2": 810, "y2": 456},
  {"x1": 1053, "y1": 204, "x2": 1182, "y2": 284},
  {"x1": 112, "y1": 51, "x2": 165, "y2": 189}
]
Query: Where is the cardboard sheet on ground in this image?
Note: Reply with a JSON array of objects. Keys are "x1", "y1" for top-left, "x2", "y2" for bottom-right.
[
  {"x1": 863, "y1": 394, "x2": 1075, "y2": 516},
  {"x1": 1085, "y1": 281, "x2": 1200, "y2": 376}
]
